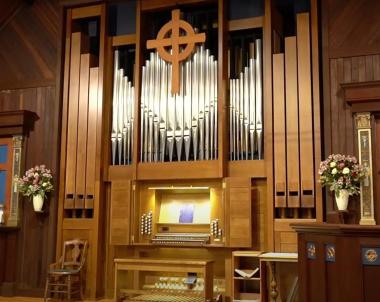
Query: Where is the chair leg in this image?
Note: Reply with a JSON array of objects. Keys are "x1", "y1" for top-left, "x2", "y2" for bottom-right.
[
  {"x1": 67, "y1": 275, "x2": 71, "y2": 302},
  {"x1": 80, "y1": 276, "x2": 84, "y2": 301},
  {"x1": 44, "y1": 277, "x2": 49, "y2": 302}
]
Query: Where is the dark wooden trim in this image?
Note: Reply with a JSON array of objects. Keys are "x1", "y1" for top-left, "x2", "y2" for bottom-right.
[
  {"x1": 292, "y1": 222, "x2": 380, "y2": 235},
  {"x1": 227, "y1": 16, "x2": 263, "y2": 31},
  {"x1": 111, "y1": 34, "x2": 136, "y2": 47},
  {"x1": 0, "y1": 110, "x2": 38, "y2": 137},
  {"x1": 342, "y1": 81, "x2": 380, "y2": 103},
  {"x1": 140, "y1": 0, "x2": 216, "y2": 12}
]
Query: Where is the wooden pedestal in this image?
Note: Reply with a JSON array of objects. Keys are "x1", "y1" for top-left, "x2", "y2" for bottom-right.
[{"x1": 293, "y1": 223, "x2": 380, "y2": 302}]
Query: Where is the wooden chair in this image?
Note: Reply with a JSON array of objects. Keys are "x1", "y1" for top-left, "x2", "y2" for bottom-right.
[{"x1": 44, "y1": 239, "x2": 88, "y2": 301}]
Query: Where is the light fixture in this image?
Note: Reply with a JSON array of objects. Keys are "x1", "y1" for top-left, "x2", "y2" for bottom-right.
[{"x1": 148, "y1": 186, "x2": 210, "y2": 190}]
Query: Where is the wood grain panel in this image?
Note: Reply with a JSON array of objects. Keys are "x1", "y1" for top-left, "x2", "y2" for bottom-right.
[
  {"x1": 110, "y1": 181, "x2": 131, "y2": 245},
  {"x1": 0, "y1": 86, "x2": 59, "y2": 293},
  {"x1": 85, "y1": 67, "x2": 99, "y2": 209},
  {"x1": 327, "y1": 0, "x2": 380, "y2": 58},
  {"x1": 296, "y1": 13, "x2": 314, "y2": 208},
  {"x1": 273, "y1": 54, "x2": 286, "y2": 208},
  {"x1": 226, "y1": 177, "x2": 252, "y2": 247},
  {"x1": 75, "y1": 54, "x2": 91, "y2": 209},
  {"x1": 285, "y1": 37, "x2": 300, "y2": 208},
  {"x1": 65, "y1": 32, "x2": 87, "y2": 209},
  {"x1": 0, "y1": 0, "x2": 58, "y2": 88}
]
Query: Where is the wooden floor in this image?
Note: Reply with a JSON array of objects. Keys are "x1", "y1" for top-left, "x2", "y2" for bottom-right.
[{"x1": 0, "y1": 298, "x2": 112, "y2": 302}]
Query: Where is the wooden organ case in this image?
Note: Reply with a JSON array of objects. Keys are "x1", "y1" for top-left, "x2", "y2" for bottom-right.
[{"x1": 55, "y1": 0, "x2": 322, "y2": 300}]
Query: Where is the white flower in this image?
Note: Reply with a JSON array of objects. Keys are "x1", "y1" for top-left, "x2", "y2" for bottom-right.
[
  {"x1": 330, "y1": 162, "x2": 336, "y2": 168},
  {"x1": 342, "y1": 167, "x2": 350, "y2": 174},
  {"x1": 42, "y1": 182, "x2": 47, "y2": 187},
  {"x1": 331, "y1": 168, "x2": 337, "y2": 175}
]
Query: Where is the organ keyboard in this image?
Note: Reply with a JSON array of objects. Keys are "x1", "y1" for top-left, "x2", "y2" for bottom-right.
[{"x1": 151, "y1": 233, "x2": 210, "y2": 245}]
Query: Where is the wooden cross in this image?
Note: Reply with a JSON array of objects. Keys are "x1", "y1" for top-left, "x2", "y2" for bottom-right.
[{"x1": 147, "y1": 9, "x2": 206, "y2": 94}]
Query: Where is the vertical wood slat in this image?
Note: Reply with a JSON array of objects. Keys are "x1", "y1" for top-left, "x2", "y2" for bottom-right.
[
  {"x1": 343, "y1": 58, "x2": 354, "y2": 155},
  {"x1": 75, "y1": 53, "x2": 91, "y2": 209},
  {"x1": 358, "y1": 56, "x2": 366, "y2": 82},
  {"x1": 336, "y1": 58, "x2": 345, "y2": 153},
  {"x1": 373, "y1": 55, "x2": 380, "y2": 81},
  {"x1": 297, "y1": 13, "x2": 314, "y2": 208},
  {"x1": 226, "y1": 177, "x2": 252, "y2": 247},
  {"x1": 285, "y1": 37, "x2": 300, "y2": 208},
  {"x1": 109, "y1": 180, "x2": 131, "y2": 245},
  {"x1": 351, "y1": 56, "x2": 359, "y2": 83},
  {"x1": 330, "y1": 59, "x2": 339, "y2": 155},
  {"x1": 85, "y1": 67, "x2": 99, "y2": 209},
  {"x1": 273, "y1": 53, "x2": 286, "y2": 208},
  {"x1": 65, "y1": 32, "x2": 83, "y2": 209},
  {"x1": 365, "y1": 55, "x2": 374, "y2": 82}
]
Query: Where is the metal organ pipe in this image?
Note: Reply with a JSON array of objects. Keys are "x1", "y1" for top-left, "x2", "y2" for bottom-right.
[
  {"x1": 229, "y1": 39, "x2": 263, "y2": 160},
  {"x1": 140, "y1": 46, "x2": 218, "y2": 162},
  {"x1": 111, "y1": 49, "x2": 135, "y2": 165}
]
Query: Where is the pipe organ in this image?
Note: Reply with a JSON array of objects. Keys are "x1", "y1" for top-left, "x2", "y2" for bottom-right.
[
  {"x1": 111, "y1": 49, "x2": 135, "y2": 165},
  {"x1": 273, "y1": 12, "x2": 318, "y2": 220},
  {"x1": 229, "y1": 39, "x2": 263, "y2": 160},
  {"x1": 140, "y1": 47, "x2": 218, "y2": 162},
  {"x1": 64, "y1": 31, "x2": 99, "y2": 218},
  {"x1": 56, "y1": 0, "x2": 322, "y2": 300}
]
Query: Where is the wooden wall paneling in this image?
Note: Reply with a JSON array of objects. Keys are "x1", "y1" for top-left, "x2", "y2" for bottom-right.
[
  {"x1": 273, "y1": 53, "x2": 286, "y2": 211},
  {"x1": 336, "y1": 58, "x2": 346, "y2": 153},
  {"x1": 110, "y1": 180, "x2": 131, "y2": 245},
  {"x1": 296, "y1": 13, "x2": 314, "y2": 209},
  {"x1": 0, "y1": 0, "x2": 59, "y2": 89},
  {"x1": 264, "y1": 0, "x2": 274, "y2": 251},
  {"x1": 327, "y1": 0, "x2": 380, "y2": 59},
  {"x1": 225, "y1": 177, "x2": 252, "y2": 247},
  {"x1": 310, "y1": 0, "x2": 323, "y2": 221},
  {"x1": 285, "y1": 36, "x2": 300, "y2": 209},
  {"x1": 329, "y1": 59, "x2": 339, "y2": 152},
  {"x1": 0, "y1": 86, "x2": 59, "y2": 294},
  {"x1": 365, "y1": 56, "x2": 374, "y2": 82},
  {"x1": 374, "y1": 55, "x2": 380, "y2": 81},
  {"x1": 343, "y1": 58, "x2": 354, "y2": 155},
  {"x1": 85, "y1": 67, "x2": 99, "y2": 209},
  {"x1": 351, "y1": 56, "x2": 359, "y2": 83},
  {"x1": 358, "y1": 56, "x2": 366, "y2": 82}
]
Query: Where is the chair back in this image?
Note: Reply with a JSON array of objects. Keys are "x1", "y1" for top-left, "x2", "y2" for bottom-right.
[{"x1": 61, "y1": 239, "x2": 88, "y2": 270}]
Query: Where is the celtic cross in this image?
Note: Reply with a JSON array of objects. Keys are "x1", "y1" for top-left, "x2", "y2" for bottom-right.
[{"x1": 147, "y1": 9, "x2": 206, "y2": 94}]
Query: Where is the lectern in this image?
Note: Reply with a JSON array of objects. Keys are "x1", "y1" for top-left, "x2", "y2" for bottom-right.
[{"x1": 293, "y1": 223, "x2": 380, "y2": 302}]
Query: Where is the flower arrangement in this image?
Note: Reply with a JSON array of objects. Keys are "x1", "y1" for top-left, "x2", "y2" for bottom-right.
[
  {"x1": 16, "y1": 165, "x2": 53, "y2": 197},
  {"x1": 318, "y1": 154, "x2": 366, "y2": 196}
]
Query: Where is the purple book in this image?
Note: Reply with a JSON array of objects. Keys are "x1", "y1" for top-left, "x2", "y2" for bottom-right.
[{"x1": 179, "y1": 204, "x2": 194, "y2": 223}]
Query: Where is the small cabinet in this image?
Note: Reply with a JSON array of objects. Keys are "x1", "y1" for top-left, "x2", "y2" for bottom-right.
[
  {"x1": 110, "y1": 180, "x2": 132, "y2": 245},
  {"x1": 232, "y1": 251, "x2": 262, "y2": 302},
  {"x1": 226, "y1": 178, "x2": 253, "y2": 247}
]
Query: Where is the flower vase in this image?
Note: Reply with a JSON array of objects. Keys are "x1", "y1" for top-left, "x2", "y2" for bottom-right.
[
  {"x1": 33, "y1": 194, "x2": 44, "y2": 212},
  {"x1": 335, "y1": 189, "x2": 349, "y2": 211}
]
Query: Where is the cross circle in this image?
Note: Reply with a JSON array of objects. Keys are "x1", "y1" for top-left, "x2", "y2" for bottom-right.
[{"x1": 147, "y1": 9, "x2": 206, "y2": 94}]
